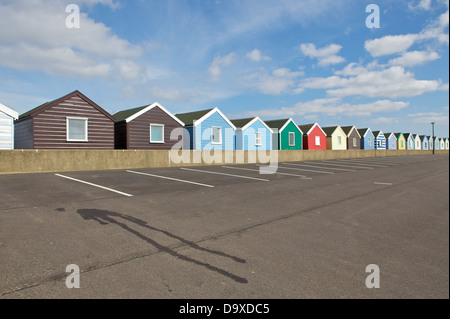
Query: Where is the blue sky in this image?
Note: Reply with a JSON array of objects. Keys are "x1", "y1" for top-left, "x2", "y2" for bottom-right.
[{"x1": 0, "y1": 0, "x2": 448, "y2": 137}]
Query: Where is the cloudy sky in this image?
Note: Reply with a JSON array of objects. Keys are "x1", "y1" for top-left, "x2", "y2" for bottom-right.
[{"x1": 0, "y1": 0, "x2": 448, "y2": 137}]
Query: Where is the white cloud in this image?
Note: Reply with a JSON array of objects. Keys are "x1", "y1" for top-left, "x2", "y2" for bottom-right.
[
  {"x1": 147, "y1": 87, "x2": 201, "y2": 102},
  {"x1": 242, "y1": 68, "x2": 304, "y2": 95},
  {"x1": 389, "y1": 50, "x2": 440, "y2": 66},
  {"x1": 370, "y1": 117, "x2": 400, "y2": 124},
  {"x1": 365, "y1": 7, "x2": 449, "y2": 57},
  {"x1": 408, "y1": 111, "x2": 450, "y2": 125},
  {"x1": 409, "y1": 0, "x2": 433, "y2": 10},
  {"x1": 79, "y1": 0, "x2": 121, "y2": 10},
  {"x1": 208, "y1": 53, "x2": 236, "y2": 82},
  {"x1": 335, "y1": 63, "x2": 368, "y2": 76},
  {"x1": 234, "y1": 98, "x2": 409, "y2": 119},
  {"x1": 418, "y1": 8, "x2": 449, "y2": 45},
  {"x1": 365, "y1": 34, "x2": 418, "y2": 57},
  {"x1": 300, "y1": 64, "x2": 442, "y2": 98},
  {"x1": 0, "y1": 44, "x2": 111, "y2": 78},
  {"x1": 114, "y1": 60, "x2": 146, "y2": 82},
  {"x1": 299, "y1": 43, "x2": 345, "y2": 66},
  {"x1": 246, "y1": 49, "x2": 271, "y2": 62},
  {"x1": 0, "y1": 0, "x2": 143, "y2": 80}
]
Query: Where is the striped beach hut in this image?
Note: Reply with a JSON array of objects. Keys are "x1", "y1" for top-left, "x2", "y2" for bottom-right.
[{"x1": 0, "y1": 103, "x2": 19, "y2": 150}]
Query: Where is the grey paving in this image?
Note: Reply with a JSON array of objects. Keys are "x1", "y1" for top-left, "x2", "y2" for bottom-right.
[{"x1": 0, "y1": 154, "x2": 448, "y2": 299}]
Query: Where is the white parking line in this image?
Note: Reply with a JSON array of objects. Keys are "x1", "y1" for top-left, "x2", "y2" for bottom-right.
[
  {"x1": 339, "y1": 158, "x2": 399, "y2": 166},
  {"x1": 282, "y1": 162, "x2": 356, "y2": 172},
  {"x1": 311, "y1": 161, "x2": 374, "y2": 170},
  {"x1": 55, "y1": 174, "x2": 134, "y2": 197},
  {"x1": 334, "y1": 159, "x2": 388, "y2": 167},
  {"x1": 127, "y1": 170, "x2": 215, "y2": 188},
  {"x1": 374, "y1": 182, "x2": 393, "y2": 186},
  {"x1": 180, "y1": 167, "x2": 270, "y2": 182},
  {"x1": 222, "y1": 166, "x2": 312, "y2": 179},
  {"x1": 278, "y1": 165, "x2": 335, "y2": 174}
]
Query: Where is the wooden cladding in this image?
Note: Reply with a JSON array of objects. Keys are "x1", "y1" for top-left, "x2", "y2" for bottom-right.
[
  {"x1": 15, "y1": 91, "x2": 115, "y2": 150},
  {"x1": 115, "y1": 106, "x2": 183, "y2": 150}
]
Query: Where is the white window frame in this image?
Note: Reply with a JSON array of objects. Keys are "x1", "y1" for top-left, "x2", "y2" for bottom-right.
[
  {"x1": 368, "y1": 138, "x2": 372, "y2": 147},
  {"x1": 353, "y1": 137, "x2": 357, "y2": 147},
  {"x1": 149, "y1": 124, "x2": 165, "y2": 144},
  {"x1": 66, "y1": 117, "x2": 88, "y2": 142},
  {"x1": 289, "y1": 132, "x2": 295, "y2": 146},
  {"x1": 255, "y1": 132, "x2": 262, "y2": 146},
  {"x1": 211, "y1": 127, "x2": 222, "y2": 145},
  {"x1": 337, "y1": 136, "x2": 342, "y2": 145},
  {"x1": 315, "y1": 135, "x2": 321, "y2": 146}
]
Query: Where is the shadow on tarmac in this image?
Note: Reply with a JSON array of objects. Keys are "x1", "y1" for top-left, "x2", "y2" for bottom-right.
[{"x1": 76, "y1": 209, "x2": 248, "y2": 284}]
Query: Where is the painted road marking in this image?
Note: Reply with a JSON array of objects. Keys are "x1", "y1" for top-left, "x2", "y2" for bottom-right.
[
  {"x1": 374, "y1": 182, "x2": 393, "y2": 186},
  {"x1": 180, "y1": 167, "x2": 270, "y2": 182},
  {"x1": 278, "y1": 165, "x2": 335, "y2": 174},
  {"x1": 282, "y1": 162, "x2": 356, "y2": 172},
  {"x1": 127, "y1": 170, "x2": 215, "y2": 188},
  {"x1": 339, "y1": 158, "x2": 399, "y2": 166},
  {"x1": 334, "y1": 159, "x2": 388, "y2": 167},
  {"x1": 311, "y1": 161, "x2": 374, "y2": 170},
  {"x1": 55, "y1": 174, "x2": 134, "y2": 197},
  {"x1": 222, "y1": 166, "x2": 312, "y2": 179}
]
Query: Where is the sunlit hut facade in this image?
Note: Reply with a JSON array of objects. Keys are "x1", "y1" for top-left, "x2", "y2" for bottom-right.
[
  {"x1": 175, "y1": 108, "x2": 236, "y2": 150},
  {"x1": 14, "y1": 90, "x2": 115, "y2": 150},
  {"x1": 322, "y1": 126, "x2": 347, "y2": 150},
  {"x1": 264, "y1": 118, "x2": 303, "y2": 150},
  {"x1": 395, "y1": 133, "x2": 406, "y2": 150},
  {"x1": 0, "y1": 103, "x2": 18, "y2": 150},
  {"x1": 341, "y1": 126, "x2": 361, "y2": 150}
]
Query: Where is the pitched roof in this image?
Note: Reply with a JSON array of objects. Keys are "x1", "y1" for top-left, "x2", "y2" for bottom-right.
[
  {"x1": 341, "y1": 126, "x2": 353, "y2": 135},
  {"x1": 385, "y1": 133, "x2": 396, "y2": 139},
  {"x1": 231, "y1": 117, "x2": 255, "y2": 129},
  {"x1": 394, "y1": 133, "x2": 404, "y2": 139},
  {"x1": 264, "y1": 119, "x2": 290, "y2": 130},
  {"x1": 113, "y1": 102, "x2": 185, "y2": 126},
  {"x1": 322, "y1": 126, "x2": 340, "y2": 136},
  {"x1": 175, "y1": 107, "x2": 236, "y2": 129},
  {"x1": 113, "y1": 105, "x2": 148, "y2": 122},
  {"x1": 17, "y1": 90, "x2": 115, "y2": 122},
  {"x1": 298, "y1": 123, "x2": 326, "y2": 136},
  {"x1": 231, "y1": 117, "x2": 274, "y2": 133},
  {"x1": 372, "y1": 130, "x2": 383, "y2": 137},
  {"x1": 175, "y1": 109, "x2": 214, "y2": 126},
  {"x1": 0, "y1": 103, "x2": 18, "y2": 119},
  {"x1": 357, "y1": 128, "x2": 373, "y2": 137},
  {"x1": 298, "y1": 124, "x2": 314, "y2": 134},
  {"x1": 18, "y1": 101, "x2": 50, "y2": 120}
]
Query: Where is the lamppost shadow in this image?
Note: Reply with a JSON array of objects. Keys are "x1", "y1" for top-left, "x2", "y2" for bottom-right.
[{"x1": 76, "y1": 209, "x2": 248, "y2": 284}]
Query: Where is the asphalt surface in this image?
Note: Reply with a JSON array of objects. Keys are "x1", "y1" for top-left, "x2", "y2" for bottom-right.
[{"x1": 0, "y1": 154, "x2": 448, "y2": 299}]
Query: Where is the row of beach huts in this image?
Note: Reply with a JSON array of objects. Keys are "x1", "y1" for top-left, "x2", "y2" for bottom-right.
[{"x1": 1, "y1": 90, "x2": 449, "y2": 151}]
